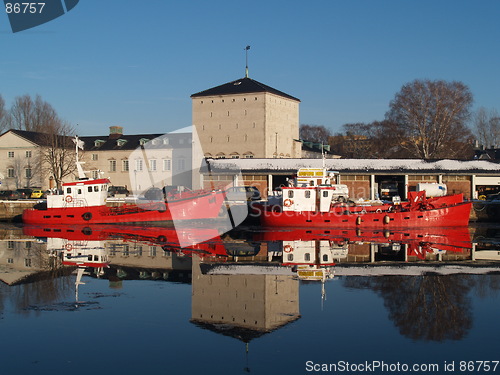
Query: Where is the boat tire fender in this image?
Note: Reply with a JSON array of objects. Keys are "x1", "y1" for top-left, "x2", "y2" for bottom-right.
[
  {"x1": 356, "y1": 216, "x2": 362, "y2": 225},
  {"x1": 383, "y1": 215, "x2": 390, "y2": 224},
  {"x1": 82, "y1": 212, "x2": 92, "y2": 221}
]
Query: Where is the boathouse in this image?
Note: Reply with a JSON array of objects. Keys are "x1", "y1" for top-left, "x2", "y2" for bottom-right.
[{"x1": 202, "y1": 158, "x2": 500, "y2": 200}]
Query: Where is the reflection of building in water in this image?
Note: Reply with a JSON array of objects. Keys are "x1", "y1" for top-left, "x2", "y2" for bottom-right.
[
  {"x1": 107, "y1": 241, "x2": 192, "y2": 280},
  {"x1": 191, "y1": 256, "x2": 299, "y2": 337},
  {"x1": 0, "y1": 229, "x2": 61, "y2": 285}
]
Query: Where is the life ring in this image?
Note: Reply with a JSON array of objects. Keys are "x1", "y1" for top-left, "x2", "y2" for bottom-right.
[
  {"x1": 65, "y1": 243, "x2": 73, "y2": 251},
  {"x1": 65, "y1": 195, "x2": 73, "y2": 203},
  {"x1": 82, "y1": 212, "x2": 92, "y2": 221},
  {"x1": 284, "y1": 245, "x2": 293, "y2": 253},
  {"x1": 157, "y1": 235, "x2": 167, "y2": 243},
  {"x1": 283, "y1": 199, "x2": 293, "y2": 207}
]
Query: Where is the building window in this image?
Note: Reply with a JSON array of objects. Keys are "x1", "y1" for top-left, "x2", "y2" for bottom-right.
[
  {"x1": 149, "y1": 159, "x2": 157, "y2": 171},
  {"x1": 178, "y1": 159, "x2": 185, "y2": 171},
  {"x1": 109, "y1": 160, "x2": 117, "y2": 172},
  {"x1": 122, "y1": 160, "x2": 129, "y2": 172},
  {"x1": 91, "y1": 170, "x2": 99, "y2": 179},
  {"x1": 25, "y1": 168, "x2": 32, "y2": 178},
  {"x1": 136, "y1": 159, "x2": 143, "y2": 171},
  {"x1": 92, "y1": 153, "x2": 98, "y2": 161},
  {"x1": 25, "y1": 258, "x2": 32, "y2": 267},
  {"x1": 7, "y1": 168, "x2": 15, "y2": 178},
  {"x1": 26, "y1": 151, "x2": 32, "y2": 158},
  {"x1": 8, "y1": 151, "x2": 14, "y2": 158},
  {"x1": 163, "y1": 159, "x2": 171, "y2": 171}
]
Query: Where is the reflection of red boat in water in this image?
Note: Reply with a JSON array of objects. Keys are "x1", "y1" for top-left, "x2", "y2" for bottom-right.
[
  {"x1": 23, "y1": 224, "x2": 228, "y2": 260},
  {"x1": 257, "y1": 226, "x2": 472, "y2": 262}
]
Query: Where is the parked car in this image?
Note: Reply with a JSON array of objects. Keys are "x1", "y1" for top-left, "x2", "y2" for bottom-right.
[
  {"x1": 224, "y1": 186, "x2": 261, "y2": 202},
  {"x1": 16, "y1": 188, "x2": 33, "y2": 199},
  {"x1": 30, "y1": 189, "x2": 46, "y2": 199},
  {"x1": 108, "y1": 186, "x2": 130, "y2": 197},
  {"x1": 0, "y1": 190, "x2": 21, "y2": 200},
  {"x1": 486, "y1": 192, "x2": 500, "y2": 201},
  {"x1": 162, "y1": 185, "x2": 192, "y2": 198}
]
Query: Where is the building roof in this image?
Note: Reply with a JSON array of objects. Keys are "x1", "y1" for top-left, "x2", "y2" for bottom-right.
[
  {"x1": 1, "y1": 128, "x2": 193, "y2": 152},
  {"x1": 191, "y1": 77, "x2": 300, "y2": 102},
  {"x1": 4, "y1": 129, "x2": 64, "y2": 147},
  {"x1": 80, "y1": 132, "x2": 193, "y2": 151},
  {"x1": 204, "y1": 158, "x2": 500, "y2": 175}
]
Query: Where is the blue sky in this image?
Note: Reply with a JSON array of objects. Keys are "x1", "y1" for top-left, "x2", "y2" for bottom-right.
[{"x1": 1, "y1": 0, "x2": 499, "y2": 136}]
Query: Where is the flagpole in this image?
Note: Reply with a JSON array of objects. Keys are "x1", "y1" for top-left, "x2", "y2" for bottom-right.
[{"x1": 245, "y1": 45, "x2": 250, "y2": 78}]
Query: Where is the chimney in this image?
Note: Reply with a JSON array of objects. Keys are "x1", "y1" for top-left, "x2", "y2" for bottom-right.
[{"x1": 109, "y1": 126, "x2": 123, "y2": 139}]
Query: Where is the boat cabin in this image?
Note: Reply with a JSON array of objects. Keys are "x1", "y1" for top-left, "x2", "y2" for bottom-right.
[
  {"x1": 47, "y1": 178, "x2": 111, "y2": 209},
  {"x1": 282, "y1": 169, "x2": 349, "y2": 212}
]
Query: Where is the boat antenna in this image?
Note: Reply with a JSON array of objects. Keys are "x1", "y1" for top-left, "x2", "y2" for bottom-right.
[
  {"x1": 244, "y1": 45, "x2": 250, "y2": 78},
  {"x1": 321, "y1": 142, "x2": 326, "y2": 170}
]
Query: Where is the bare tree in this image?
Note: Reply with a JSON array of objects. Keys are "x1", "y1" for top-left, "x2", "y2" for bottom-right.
[
  {"x1": 39, "y1": 121, "x2": 77, "y2": 190},
  {"x1": 0, "y1": 95, "x2": 8, "y2": 133},
  {"x1": 473, "y1": 107, "x2": 500, "y2": 148},
  {"x1": 299, "y1": 124, "x2": 332, "y2": 144},
  {"x1": 385, "y1": 79, "x2": 474, "y2": 159},
  {"x1": 336, "y1": 121, "x2": 406, "y2": 158},
  {"x1": 9, "y1": 94, "x2": 59, "y2": 133}
]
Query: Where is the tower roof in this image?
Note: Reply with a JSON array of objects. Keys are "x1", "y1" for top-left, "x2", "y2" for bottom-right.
[{"x1": 191, "y1": 77, "x2": 300, "y2": 102}]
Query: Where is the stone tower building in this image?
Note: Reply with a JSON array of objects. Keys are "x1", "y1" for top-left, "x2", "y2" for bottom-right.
[{"x1": 191, "y1": 77, "x2": 301, "y2": 159}]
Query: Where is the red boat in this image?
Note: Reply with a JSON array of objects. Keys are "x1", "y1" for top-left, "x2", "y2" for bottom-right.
[
  {"x1": 22, "y1": 142, "x2": 225, "y2": 225},
  {"x1": 255, "y1": 167, "x2": 471, "y2": 228},
  {"x1": 257, "y1": 191, "x2": 471, "y2": 227}
]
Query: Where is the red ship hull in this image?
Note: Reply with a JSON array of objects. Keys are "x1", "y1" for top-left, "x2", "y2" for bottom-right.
[
  {"x1": 258, "y1": 200, "x2": 472, "y2": 228},
  {"x1": 22, "y1": 191, "x2": 225, "y2": 225}
]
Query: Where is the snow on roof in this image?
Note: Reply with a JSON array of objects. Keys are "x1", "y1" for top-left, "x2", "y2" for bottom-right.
[{"x1": 206, "y1": 158, "x2": 500, "y2": 174}]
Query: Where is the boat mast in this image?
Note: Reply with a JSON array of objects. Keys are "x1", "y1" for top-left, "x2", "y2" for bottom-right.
[{"x1": 73, "y1": 136, "x2": 86, "y2": 179}]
